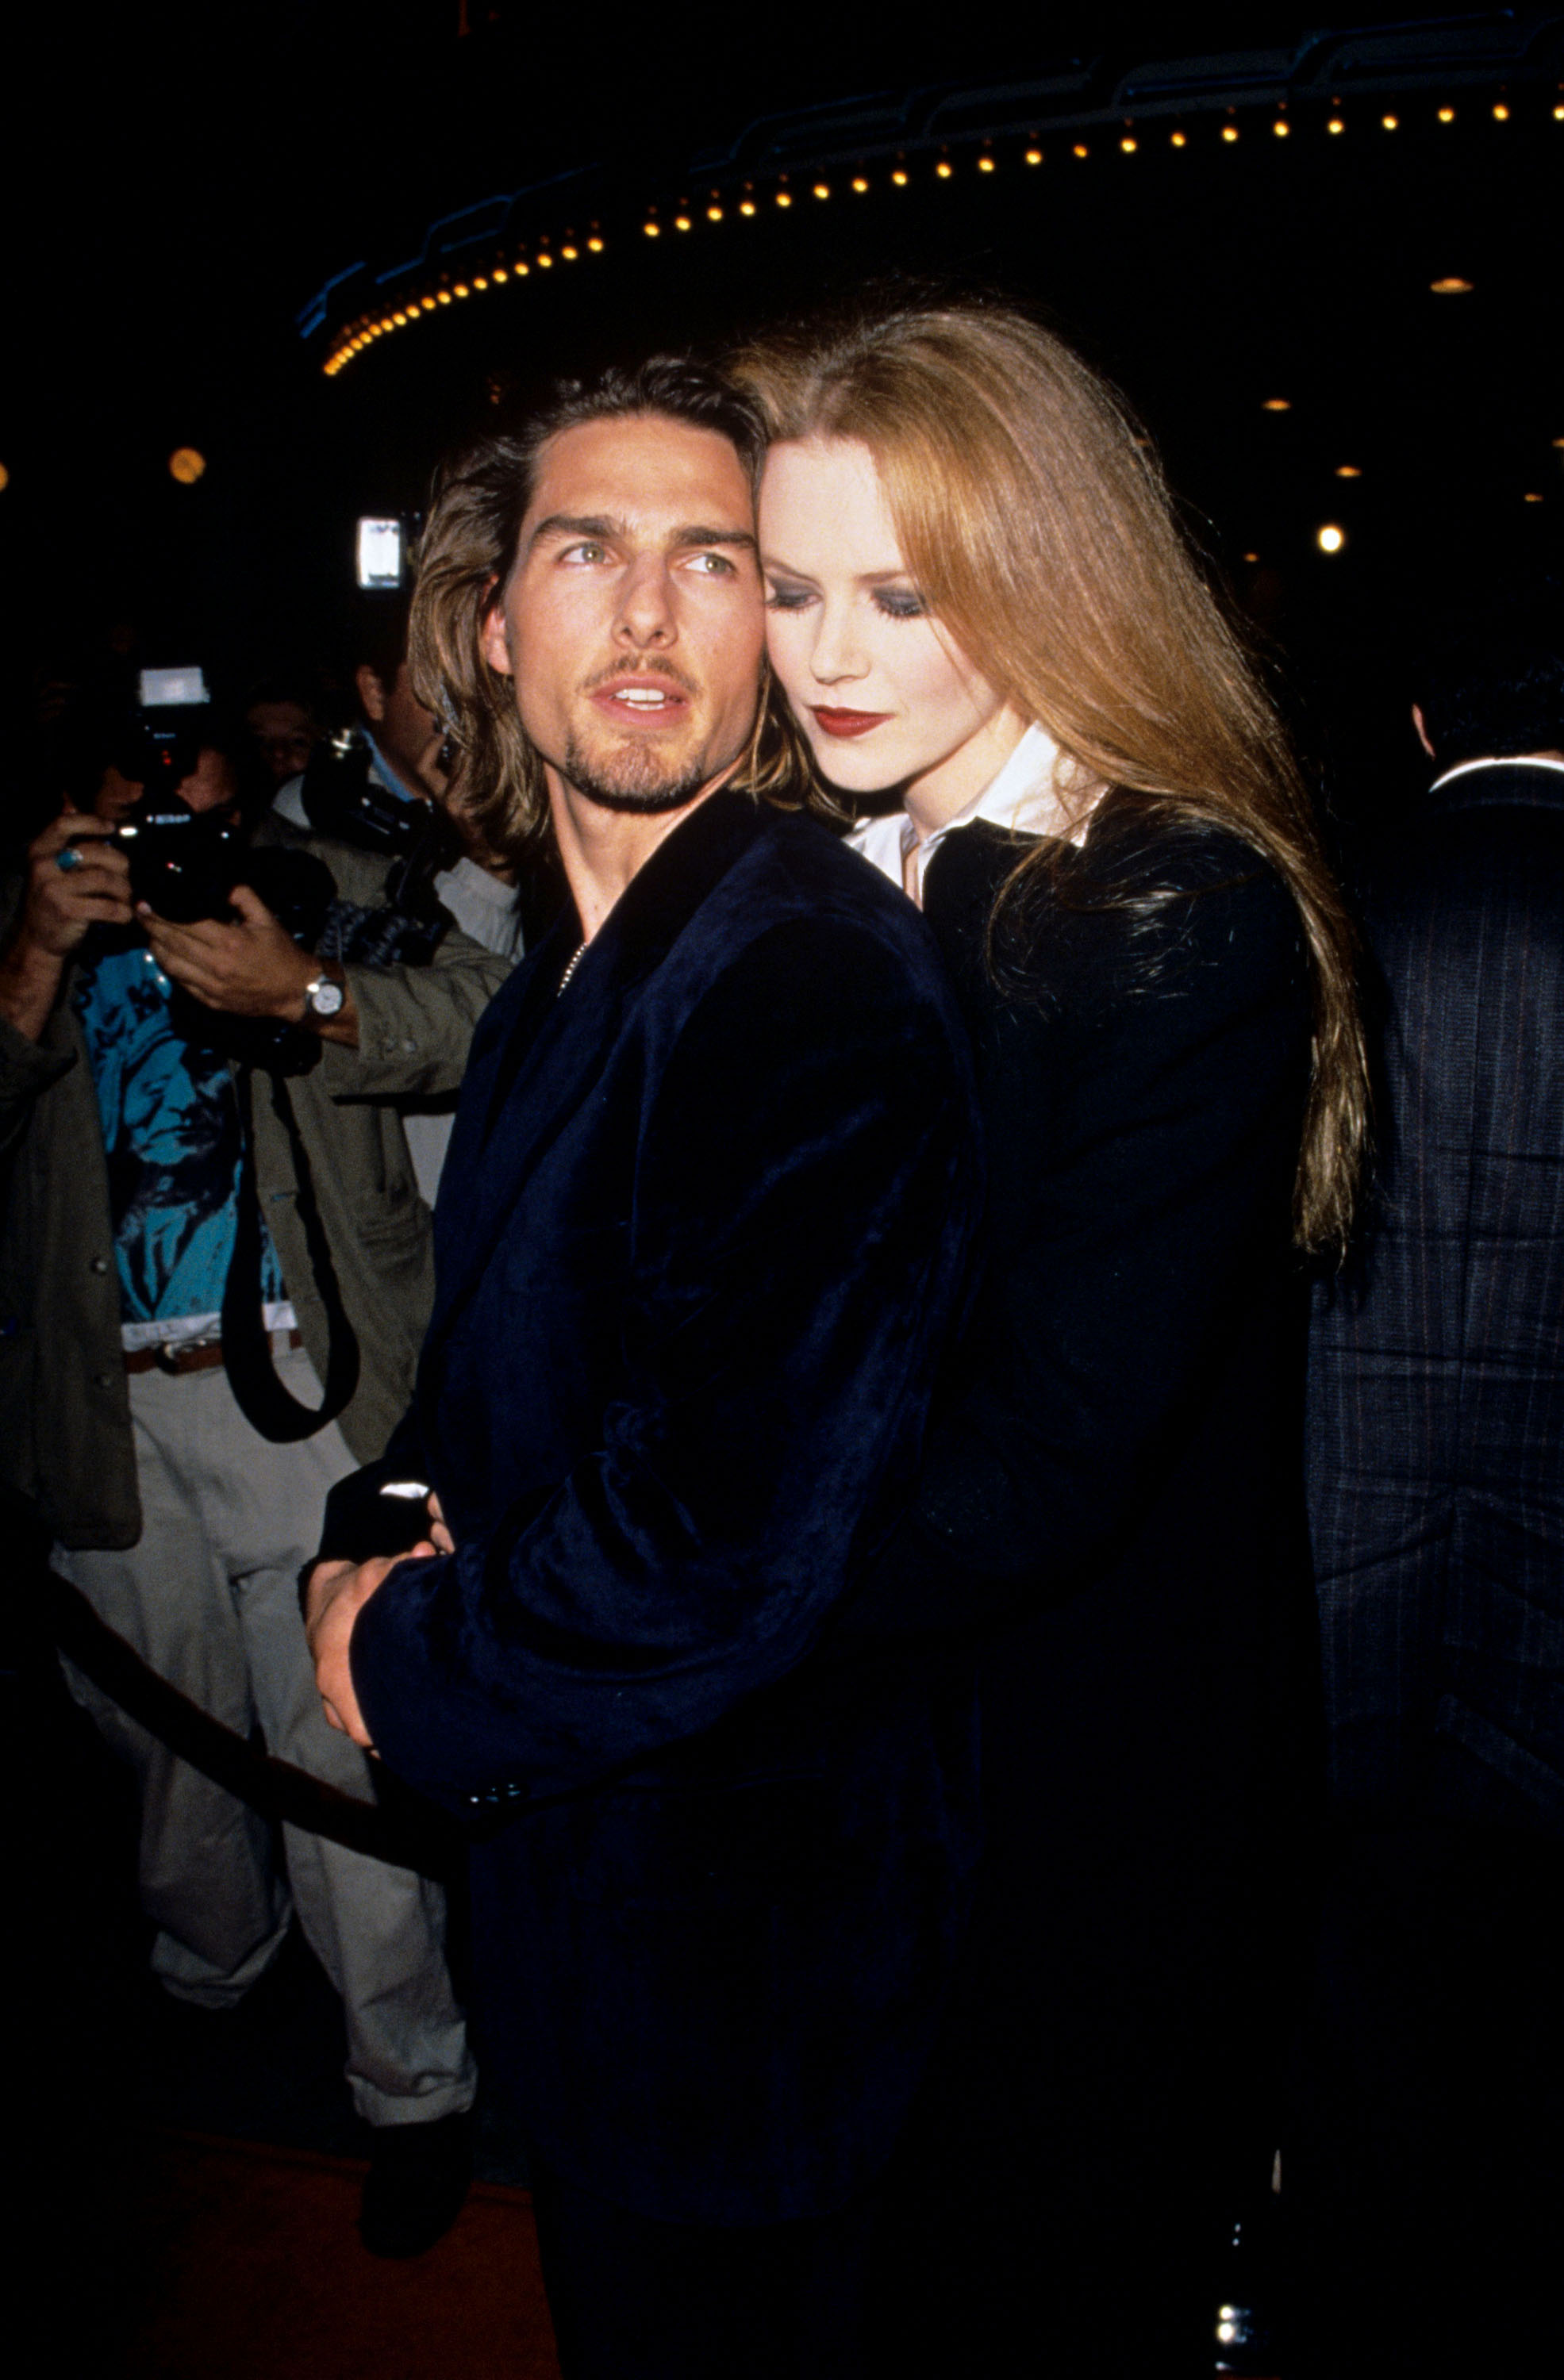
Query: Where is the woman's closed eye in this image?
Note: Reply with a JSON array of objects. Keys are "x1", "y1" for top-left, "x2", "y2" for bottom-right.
[
  {"x1": 874, "y1": 586, "x2": 927, "y2": 620},
  {"x1": 765, "y1": 578, "x2": 815, "y2": 612}
]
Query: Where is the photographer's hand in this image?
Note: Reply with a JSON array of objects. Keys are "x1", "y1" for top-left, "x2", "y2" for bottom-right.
[
  {"x1": 141, "y1": 884, "x2": 361, "y2": 1045},
  {"x1": 0, "y1": 809, "x2": 133, "y2": 1041}
]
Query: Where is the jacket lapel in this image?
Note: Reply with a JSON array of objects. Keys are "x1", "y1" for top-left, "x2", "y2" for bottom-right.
[{"x1": 425, "y1": 789, "x2": 772, "y2": 1364}]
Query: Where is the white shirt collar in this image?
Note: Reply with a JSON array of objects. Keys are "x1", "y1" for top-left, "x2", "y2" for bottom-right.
[
  {"x1": 848, "y1": 723, "x2": 1071, "y2": 896},
  {"x1": 1429, "y1": 754, "x2": 1564, "y2": 793}
]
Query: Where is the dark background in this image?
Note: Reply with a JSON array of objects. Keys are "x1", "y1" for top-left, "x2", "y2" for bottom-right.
[{"x1": 2, "y1": 2, "x2": 1561, "y2": 835}]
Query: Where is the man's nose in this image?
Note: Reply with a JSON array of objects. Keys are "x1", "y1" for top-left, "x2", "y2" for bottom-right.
[{"x1": 613, "y1": 555, "x2": 676, "y2": 647}]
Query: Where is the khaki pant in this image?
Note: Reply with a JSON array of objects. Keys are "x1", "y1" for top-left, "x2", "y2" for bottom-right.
[{"x1": 56, "y1": 1348, "x2": 476, "y2": 2128}]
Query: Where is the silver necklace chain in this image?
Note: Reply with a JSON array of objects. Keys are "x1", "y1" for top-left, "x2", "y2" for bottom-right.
[{"x1": 556, "y1": 941, "x2": 587, "y2": 998}]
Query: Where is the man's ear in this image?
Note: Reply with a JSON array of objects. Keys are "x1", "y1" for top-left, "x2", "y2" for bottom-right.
[
  {"x1": 479, "y1": 594, "x2": 512, "y2": 678},
  {"x1": 1412, "y1": 702, "x2": 1436, "y2": 759},
  {"x1": 355, "y1": 664, "x2": 389, "y2": 724}
]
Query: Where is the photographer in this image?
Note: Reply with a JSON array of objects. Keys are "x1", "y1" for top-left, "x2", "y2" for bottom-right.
[
  {"x1": 0, "y1": 689, "x2": 511, "y2": 2257},
  {"x1": 273, "y1": 600, "x2": 528, "y2": 1200}
]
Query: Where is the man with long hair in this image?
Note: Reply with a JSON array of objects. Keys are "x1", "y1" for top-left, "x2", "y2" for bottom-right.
[{"x1": 303, "y1": 359, "x2": 980, "y2": 2377}]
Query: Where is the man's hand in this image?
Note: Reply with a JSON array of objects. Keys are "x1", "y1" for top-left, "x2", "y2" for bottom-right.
[
  {"x1": 141, "y1": 885, "x2": 359, "y2": 1043},
  {"x1": 0, "y1": 811, "x2": 133, "y2": 1040},
  {"x1": 304, "y1": 1544, "x2": 436, "y2": 1749}
]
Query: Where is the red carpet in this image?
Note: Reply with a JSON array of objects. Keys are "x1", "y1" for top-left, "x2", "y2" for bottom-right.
[{"x1": 127, "y1": 2132, "x2": 562, "y2": 2378}]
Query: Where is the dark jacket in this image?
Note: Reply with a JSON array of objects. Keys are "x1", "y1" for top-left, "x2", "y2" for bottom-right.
[
  {"x1": 0, "y1": 832, "x2": 511, "y2": 1544},
  {"x1": 840, "y1": 800, "x2": 1316, "y2": 2156},
  {"x1": 1308, "y1": 758, "x2": 1564, "y2": 1837},
  {"x1": 342, "y1": 790, "x2": 982, "y2": 2224}
]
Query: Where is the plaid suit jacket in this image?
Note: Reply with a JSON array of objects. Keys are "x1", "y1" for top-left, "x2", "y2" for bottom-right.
[{"x1": 1307, "y1": 758, "x2": 1564, "y2": 1832}]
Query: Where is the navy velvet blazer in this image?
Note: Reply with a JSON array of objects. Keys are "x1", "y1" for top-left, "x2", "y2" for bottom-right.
[
  {"x1": 1308, "y1": 760, "x2": 1564, "y2": 1837},
  {"x1": 340, "y1": 789, "x2": 982, "y2": 2222}
]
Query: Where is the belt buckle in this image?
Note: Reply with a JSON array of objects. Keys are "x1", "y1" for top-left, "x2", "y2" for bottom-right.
[{"x1": 154, "y1": 1337, "x2": 217, "y2": 1376}]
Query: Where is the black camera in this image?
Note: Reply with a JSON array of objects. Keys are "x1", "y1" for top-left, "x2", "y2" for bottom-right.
[{"x1": 112, "y1": 789, "x2": 248, "y2": 923}]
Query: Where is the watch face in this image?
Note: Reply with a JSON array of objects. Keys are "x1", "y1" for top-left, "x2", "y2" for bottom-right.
[{"x1": 308, "y1": 975, "x2": 346, "y2": 1017}]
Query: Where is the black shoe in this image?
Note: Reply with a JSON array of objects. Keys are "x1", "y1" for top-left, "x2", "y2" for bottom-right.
[{"x1": 359, "y1": 2109, "x2": 474, "y2": 2258}]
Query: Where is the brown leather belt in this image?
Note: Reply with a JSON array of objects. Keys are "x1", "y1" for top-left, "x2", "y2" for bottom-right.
[{"x1": 125, "y1": 1328, "x2": 303, "y2": 1377}]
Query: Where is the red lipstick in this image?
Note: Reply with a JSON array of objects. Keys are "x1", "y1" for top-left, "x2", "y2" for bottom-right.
[{"x1": 811, "y1": 707, "x2": 890, "y2": 739}]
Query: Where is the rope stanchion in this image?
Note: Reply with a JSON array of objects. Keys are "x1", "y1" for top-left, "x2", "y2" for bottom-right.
[{"x1": 47, "y1": 1568, "x2": 459, "y2": 1881}]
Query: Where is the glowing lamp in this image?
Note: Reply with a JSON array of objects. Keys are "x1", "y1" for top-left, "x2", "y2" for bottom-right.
[
  {"x1": 739, "y1": 201, "x2": 756, "y2": 215},
  {"x1": 851, "y1": 177, "x2": 869, "y2": 192},
  {"x1": 1222, "y1": 124, "x2": 1239, "y2": 143},
  {"x1": 1431, "y1": 276, "x2": 1473, "y2": 294},
  {"x1": 644, "y1": 221, "x2": 659, "y2": 236},
  {"x1": 1493, "y1": 102, "x2": 1510, "y2": 121},
  {"x1": 776, "y1": 191, "x2": 792, "y2": 207},
  {"x1": 561, "y1": 244, "x2": 579, "y2": 257},
  {"x1": 813, "y1": 183, "x2": 829, "y2": 198},
  {"x1": 1525, "y1": 492, "x2": 1544, "y2": 503},
  {"x1": 1316, "y1": 524, "x2": 1346, "y2": 553},
  {"x1": 1072, "y1": 143, "x2": 1089, "y2": 159},
  {"x1": 936, "y1": 161, "x2": 952, "y2": 178},
  {"x1": 978, "y1": 154, "x2": 995, "y2": 171},
  {"x1": 1381, "y1": 113, "x2": 1398, "y2": 130},
  {"x1": 588, "y1": 236, "x2": 605, "y2": 251},
  {"x1": 453, "y1": 283, "x2": 469, "y2": 298},
  {"x1": 1262, "y1": 398, "x2": 1291, "y2": 412},
  {"x1": 1274, "y1": 119, "x2": 1289, "y2": 136},
  {"x1": 168, "y1": 447, "x2": 206, "y2": 485},
  {"x1": 1170, "y1": 130, "x2": 1186, "y2": 148},
  {"x1": 892, "y1": 168, "x2": 909, "y2": 185},
  {"x1": 1335, "y1": 465, "x2": 1362, "y2": 478},
  {"x1": 1328, "y1": 117, "x2": 1345, "y2": 134},
  {"x1": 1120, "y1": 136, "x2": 1137, "y2": 153},
  {"x1": 1439, "y1": 107, "x2": 1455, "y2": 123},
  {"x1": 1024, "y1": 148, "x2": 1043, "y2": 165}
]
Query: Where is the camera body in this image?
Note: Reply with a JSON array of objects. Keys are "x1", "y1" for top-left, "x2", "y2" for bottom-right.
[{"x1": 113, "y1": 789, "x2": 248, "y2": 923}]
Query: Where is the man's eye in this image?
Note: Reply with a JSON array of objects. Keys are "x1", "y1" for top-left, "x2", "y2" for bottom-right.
[
  {"x1": 561, "y1": 542, "x2": 608, "y2": 565},
  {"x1": 689, "y1": 551, "x2": 736, "y2": 576}
]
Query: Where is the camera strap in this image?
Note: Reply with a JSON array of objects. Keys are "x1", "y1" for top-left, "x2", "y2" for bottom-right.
[{"x1": 221, "y1": 1063, "x2": 361, "y2": 1441}]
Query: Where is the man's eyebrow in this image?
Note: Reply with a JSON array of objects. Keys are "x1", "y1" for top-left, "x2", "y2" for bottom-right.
[
  {"x1": 527, "y1": 513, "x2": 621, "y2": 551},
  {"x1": 526, "y1": 513, "x2": 758, "y2": 555},
  {"x1": 675, "y1": 525, "x2": 758, "y2": 553}
]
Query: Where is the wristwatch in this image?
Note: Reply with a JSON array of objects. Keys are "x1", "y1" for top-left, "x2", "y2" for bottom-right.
[{"x1": 302, "y1": 970, "x2": 346, "y2": 1023}]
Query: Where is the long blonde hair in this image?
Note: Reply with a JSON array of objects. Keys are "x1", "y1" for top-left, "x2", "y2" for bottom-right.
[{"x1": 732, "y1": 299, "x2": 1368, "y2": 1253}]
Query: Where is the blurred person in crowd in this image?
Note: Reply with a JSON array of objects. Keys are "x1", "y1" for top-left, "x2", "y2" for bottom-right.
[
  {"x1": 0, "y1": 686, "x2": 513, "y2": 2258},
  {"x1": 272, "y1": 598, "x2": 528, "y2": 1201},
  {"x1": 245, "y1": 681, "x2": 322, "y2": 788},
  {"x1": 737, "y1": 298, "x2": 1366, "y2": 2378},
  {"x1": 1297, "y1": 595, "x2": 1564, "y2": 2372},
  {"x1": 304, "y1": 359, "x2": 980, "y2": 2379}
]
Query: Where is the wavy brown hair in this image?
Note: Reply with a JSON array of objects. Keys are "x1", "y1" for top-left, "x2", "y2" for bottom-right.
[
  {"x1": 408, "y1": 356, "x2": 815, "y2": 864},
  {"x1": 732, "y1": 299, "x2": 1368, "y2": 1253}
]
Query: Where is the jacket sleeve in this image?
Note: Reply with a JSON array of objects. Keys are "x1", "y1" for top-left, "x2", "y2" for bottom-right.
[
  {"x1": 348, "y1": 919, "x2": 977, "y2": 1806},
  {"x1": 840, "y1": 872, "x2": 1311, "y2": 1638},
  {"x1": 317, "y1": 925, "x2": 512, "y2": 1101}
]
